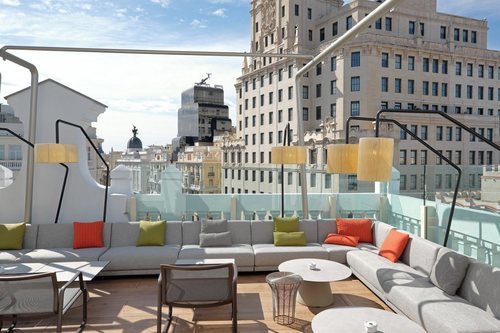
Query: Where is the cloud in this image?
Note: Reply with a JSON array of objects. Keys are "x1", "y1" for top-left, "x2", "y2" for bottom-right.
[
  {"x1": 211, "y1": 8, "x2": 226, "y2": 17},
  {"x1": 190, "y1": 19, "x2": 207, "y2": 29},
  {"x1": 0, "y1": 0, "x2": 20, "y2": 6},
  {"x1": 150, "y1": 0, "x2": 170, "y2": 8}
]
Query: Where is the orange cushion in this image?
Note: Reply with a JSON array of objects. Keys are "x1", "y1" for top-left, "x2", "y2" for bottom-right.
[
  {"x1": 324, "y1": 233, "x2": 359, "y2": 247},
  {"x1": 379, "y1": 229, "x2": 410, "y2": 262},
  {"x1": 73, "y1": 221, "x2": 104, "y2": 249},
  {"x1": 336, "y1": 218, "x2": 373, "y2": 243}
]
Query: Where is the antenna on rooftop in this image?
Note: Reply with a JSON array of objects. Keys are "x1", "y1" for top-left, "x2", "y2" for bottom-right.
[{"x1": 196, "y1": 73, "x2": 211, "y2": 86}]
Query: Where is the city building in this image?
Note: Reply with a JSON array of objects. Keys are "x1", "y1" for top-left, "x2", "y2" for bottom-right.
[
  {"x1": 116, "y1": 126, "x2": 170, "y2": 193},
  {"x1": 0, "y1": 104, "x2": 24, "y2": 185},
  {"x1": 223, "y1": 0, "x2": 500, "y2": 196},
  {"x1": 172, "y1": 76, "x2": 232, "y2": 160}
]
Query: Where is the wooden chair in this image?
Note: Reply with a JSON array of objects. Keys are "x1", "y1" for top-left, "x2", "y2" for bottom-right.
[
  {"x1": 0, "y1": 271, "x2": 87, "y2": 333},
  {"x1": 157, "y1": 263, "x2": 237, "y2": 333}
]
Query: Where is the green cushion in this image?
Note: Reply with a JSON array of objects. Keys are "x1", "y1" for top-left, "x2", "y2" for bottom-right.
[
  {"x1": 0, "y1": 223, "x2": 26, "y2": 250},
  {"x1": 274, "y1": 216, "x2": 300, "y2": 232},
  {"x1": 136, "y1": 220, "x2": 166, "y2": 246},
  {"x1": 274, "y1": 231, "x2": 306, "y2": 246}
]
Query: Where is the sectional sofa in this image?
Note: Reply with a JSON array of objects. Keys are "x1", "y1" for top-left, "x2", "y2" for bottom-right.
[{"x1": 1, "y1": 220, "x2": 499, "y2": 333}]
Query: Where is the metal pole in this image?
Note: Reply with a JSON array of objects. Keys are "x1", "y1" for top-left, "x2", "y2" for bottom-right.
[
  {"x1": 0, "y1": 49, "x2": 39, "y2": 224},
  {"x1": 294, "y1": 0, "x2": 405, "y2": 219}
]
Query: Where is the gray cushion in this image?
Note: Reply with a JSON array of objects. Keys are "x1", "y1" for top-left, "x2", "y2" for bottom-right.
[
  {"x1": 178, "y1": 244, "x2": 254, "y2": 270},
  {"x1": 430, "y1": 247, "x2": 469, "y2": 295},
  {"x1": 400, "y1": 234, "x2": 441, "y2": 276},
  {"x1": 228, "y1": 221, "x2": 251, "y2": 244},
  {"x1": 23, "y1": 224, "x2": 38, "y2": 249},
  {"x1": 199, "y1": 231, "x2": 232, "y2": 247},
  {"x1": 18, "y1": 247, "x2": 108, "y2": 263},
  {"x1": 201, "y1": 219, "x2": 228, "y2": 233},
  {"x1": 384, "y1": 277, "x2": 500, "y2": 333},
  {"x1": 372, "y1": 221, "x2": 395, "y2": 248},
  {"x1": 322, "y1": 244, "x2": 359, "y2": 264},
  {"x1": 458, "y1": 260, "x2": 500, "y2": 319},
  {"x1": 347, "y1": 250, "x2": 427, "y2": 294},
  {"x1": 100, "y1": 245, "x2": 179, "y2": 271},
  {"x1": 316, "y1": 219, "x2": 337, "y2": 242},
  {"x1": 182, "y1": 221, "x2": 201, "y2": 245},
  {"x1": 253, "y1": 243, "x2": 328, "y2": 270}
]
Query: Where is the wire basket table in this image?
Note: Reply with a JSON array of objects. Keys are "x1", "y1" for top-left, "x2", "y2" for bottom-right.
[{"x1": 266, "y1": 271, "x2": 303, "y2": 325}]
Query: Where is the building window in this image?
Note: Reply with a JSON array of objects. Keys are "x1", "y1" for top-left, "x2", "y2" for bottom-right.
[
  {"x1": 435, "y1": 174, "x2": 442, "y2": 189},
  {"x1": 351, "y1": 76, "x2": 360, "y2": 91},
  {"x1": 319, "y1": 28, "x2": 325, "y2": 41},
  {"x1": 410, "y1": 150, "x2": 417, "y2": 165},
  {"x1": 348, "y1": 175, "x2": 357, "y2": 191},
  {"x1": 456, "y1": 127, "x2": 462, "y2": 141},
  {"x1": 316, "y1": 83, "x2": 322, "y2": 97},
  {"x1": 332, "y1": 22, "x2": 338, "y2": 36},
  {"x1": 422, "y1": 81, "x2": 429, "y2": 95},
  {"x1": 381, "y1": 77, "x2": 388, "y2": 92},
  {"x1": 423, "y1": 57, "x2": 429, "y2": 72},
  {"x1": 455, "y1": 84, "x2": 462, "y2": 98},
  {"x1": 399, "y1": 150, "x2": 407, "y2": 165},
  {"x1": 408, "y1": 79, "x2": 415, "y2": 94},
  {"x1": 316, "y1": 106, "x2": 322, "y2": 120},
  {"x1": 420, "y1": 22, "x2": 425, "y2": 36},
  {"x1": 467, "y1": 63, "x2": 473, "y2": 77},
  {"x1": 446, "y1": 127, "x2": 452, "y2": 141},
  {"x1": 330, "y1": 56, "x2": 337, "y2": 71},
  {"x1": 308, "y1": 29, "x2": 313, "y2": 41},
  {"x1": 381, "y1": 53, "x2": 389, "y2": 68},
  {"x1": 310, "y1": 173, "x2": 316, "y2": 187},
  {"x1": 455, "y1": 62, "x2": 462, "y2": 76},
  {"x1": 302, "y1": 107, "x2": 309, "y2": 121},
  {"x1": 330, "y1": 103, "x2": 336, "y2": 117},
  {"x1": 442, "y1": 60, "x2": 448, "y2": 74},
  {"x1": 350, "y1": 101, "x2": 360, "y2": 116},
  {"x1": 287, "y1": 172, "x2": 293, "y2": 185},
  {"x1": 408, "y1": 56, "x2": 415, "y2": 70},
  {"x1": 385, "y1": 17, "x2": 392, "y2": 31},
  {"x1": 410, "y1": 175, "x2": 417, "y2": 190},
  {"x1": 455, "y1": 151, "x2": 462, "y2": 165},
  {"x1": 395, "y1": 54, "x2": 402, "y2": 69},
  {"x1": 421, "y1": 150, "x2": 427, "y2": 164},
  {"x1": 307, "y1": 7, "x2": 312, "y2": 19},
  {"x1": 346, "y1": 15, "x2": 353, "y2": 30},
  {"x1": 395, "y1": 78, "x2": 401, "y2": 93},
  {"x1": 375, "y1": 18, "x2": 382, "y2": 30},
  {"x1": 400, "y1": 175, "x2": 407, "y2": 190},
  {"x1": 436, "y1": 126, "x2": 443, "y2": 141},
  {"x1": 330, "y1": 80, "x2": 337, "y2": 94},
  {"x1": 400, "y1": 125, "x2": 407, "y2": 140},
  {"x1": 288, "y1": 86, "x2": 293, "y2": 100},
  {"x1": 440, "y1": 26, "x2": 447, "y2": 39},
  {"x1": 325, "y1": 174, "x2": 331, "y2": 189},
  {"x1": 471, "y1": 31, "x2": 477, "y2": 43},
  {"x1": 294, "y1": 4, "x2": 299, "y2": 16},
  {"x1": 351, "y1": 51, "x2": 360, "y2": 67},
  {"x1": 454, "y1": 28, "x2": 460, "y2": 41},
  {"x1": 467, "y1": 85, "x2": 473, "y2": 99},
  {"x1": 478, "y1": 64, "x2": 484, "y2": 78},
  {"x1": 432, "y1": 59, "x2": 439, "y2": 73},
  {"x1": 421, "y1": 125, "x2": 428, "y2": 140},
  {"x1": 463, "y1": 29, "x2": 468, "y2": 42},
  {"x1": 409, "y1": 21, "x2": 415, "y2": 35},
  {"x1": 469, "y1": 151, "x2": 475, "y2": 165},
  {"x1": 288, "y1": 108, "x2": 293, "y2": 121},
  {"x1": 432, "y1": 82, "x2": 438, "y2": 96},
  {"x1": 302, "y1": 85, "x2": 309, "y2": 99}
]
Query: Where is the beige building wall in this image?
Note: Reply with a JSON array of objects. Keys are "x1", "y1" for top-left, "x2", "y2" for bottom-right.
[{"x1": 223, "y1": 0, "x2": 500, "y2": 197}]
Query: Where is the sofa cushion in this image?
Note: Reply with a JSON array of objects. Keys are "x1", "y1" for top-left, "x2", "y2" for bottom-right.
[
  {"x1": 458, "y1": 260, "x2": 500, "y2": 319},
  {"x1": 38, "y1": 223, "x2": 112, "y2": 248},
  {"x1": 227, "y1": 221, "x2": 251, "y2": 244},
  {"x1": 316, "y1": 219, "x2": 337, "y2": 242},
  {"x1": 400, "y1": 234, "x2": 441, "y2": 276},
  {"x1": 201, "y1": 219, "x2": 228, "y2": 233},
  {"x1": 253, "y1": 243, "x2": 328, "y2": 270},
  {"x1": 384, "y1": 277, "x2": 500, "y2": 333},
  {"x1": 100, "y1": 245, "x2": 179, "y2": 271},
  {"x1": 324, "y1": 233, "x2": 359, "y2": 247},
  {"x1": 336, "y1": 218, "x2": 372, "y2": 243},
  {"x1": 18, "y1": 247, "x2": 108, "y2": 263},
  {"x1": 0, "y1": 223, "x2": 25, "y2": 250},
  {"x1": 347, "y1": 250, "x2": 427, "y2": 294},
  {"x1": 73, "y1": 221, "x2": 104, "y2": 249},
  {"x1": 430, "y1": 247, "x2": 469, "y2": 295},
  {"x1": 274, "y1": 231, "x2": 306, "y2": 246},
  {"x1": 110, "y1": 222, "x2": 180, "y2": 247},
  {"x1": 252, "y1": 220, "x2": 318, "y2": 244},
  {"x1": 372, "y1": 221, "x2": 395, "y2": 248},
  {"x1": 379, "y1": 230, "x2": 410, "y2": 263},
  {"x1": 0, "y1": 250, "x2": 32, "y2": 263},
  {"x1": 274, "y1": 216, "x2": 299, "y2": 232},
  {"x1": 178, "y1": 244, "x2": 254, "y2": 270},
  {"x1": 199, "y1": 231, "x2": 232, "y2": 247},
  {"x1": 322, "y1": 244, "x2": 359, "y2": 264},
  {"x1": 137, "y1": 220, "x2": 166, "y2": 246}
]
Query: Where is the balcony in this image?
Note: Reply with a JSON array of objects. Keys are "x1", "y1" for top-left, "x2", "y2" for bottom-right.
[{"x1": 0, "y1": 160, "x2": 22, "y2": 170}]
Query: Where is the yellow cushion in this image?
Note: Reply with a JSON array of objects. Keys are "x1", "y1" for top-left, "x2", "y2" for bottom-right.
[
  {"x1": 274, "y1": 231, "x2": 306, "y2": 246},
  {"x1": 0, "y1": 223, "x2": 26, "y2": 250},
  {"x1": 136, "y1": 220, "x2": 166, "y2": 246},
  {"x1": 274, "y1": 216, "x2": 300, "y2": 232}
]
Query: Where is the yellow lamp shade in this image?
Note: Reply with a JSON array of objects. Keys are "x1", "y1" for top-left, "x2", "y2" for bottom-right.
[
  {"x1": 271, "y1": 146, "x2": 307, "y2": 164},
  {"x1": 35, "y1": 143, "x2": 79, "y2": 164},
  {"x1": 357, "y1": 137, "x2": 394, "y2": 182},
  {"x1": 326, "y1": 143, "x2": 359, "y2": 174}
]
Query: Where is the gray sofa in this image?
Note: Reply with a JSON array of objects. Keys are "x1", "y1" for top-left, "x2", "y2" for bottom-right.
[{"x1": 2, "y1": 219, "x2": 499, "y2": 333}]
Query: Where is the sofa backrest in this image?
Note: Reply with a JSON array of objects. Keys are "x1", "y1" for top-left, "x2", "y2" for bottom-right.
[
  {"x1": 400, "y1": 233, "x2": 441, "y2": 276},
  {"x1": 23, "y1": 224, "x2": 38, "y2": 249},
  {"x1": 37, "y1": 223, "x2": 112, "y2": 248},
  {"x1": 316, "y1": 219, "x2": 336, "y2": 243},
  {"x1": 110, "y1": 222, "x2": 181, "y2": 247},
  {"x1": 458, "y1": 259, "x2": 500, "y2": 319},
  {"x1": 372, "y1": 221, "x2": 395, "y2": 248},
  {"x1": 251, "y1": 220, "x2": 318, "y2": 244},
  {"x1": 181, "y1": 220, "x2": 251, "y2": 245}
]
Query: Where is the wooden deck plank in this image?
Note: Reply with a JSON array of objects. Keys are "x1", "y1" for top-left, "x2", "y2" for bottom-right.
[{"x1": 10, "y1": 273, "x2": 390, "y2": 332}]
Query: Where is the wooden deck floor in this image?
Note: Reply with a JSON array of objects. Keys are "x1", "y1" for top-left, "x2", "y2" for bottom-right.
[{"x1": 10, "y1": 273, "x2": 390, "y2": 333}]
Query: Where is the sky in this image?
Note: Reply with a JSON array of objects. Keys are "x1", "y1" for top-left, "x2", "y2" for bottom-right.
[{"x1": 1, "y1": 0, "x2": 499, "y2": 153}]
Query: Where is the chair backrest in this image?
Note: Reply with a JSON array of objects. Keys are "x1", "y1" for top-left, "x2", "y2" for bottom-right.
[
  {"x1": 0, "y1": 272, "x2": 58, "y2": 316},
  {"x1": 159, "y1": 263, "x2": 235, "y2": 307}
]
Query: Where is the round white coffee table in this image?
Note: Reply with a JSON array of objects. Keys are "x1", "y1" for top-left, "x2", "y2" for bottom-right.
[
  {"x1": 312, "y1": 307, "x2": 426, "y2": 333},
  {"x1": 278, "y1": 258, "x2": 351, "y2": 307}
]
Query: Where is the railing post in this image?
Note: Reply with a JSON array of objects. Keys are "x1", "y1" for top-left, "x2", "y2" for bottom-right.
[{"x1": 230, "y1": 195, "x2": 237, "y2": 220}]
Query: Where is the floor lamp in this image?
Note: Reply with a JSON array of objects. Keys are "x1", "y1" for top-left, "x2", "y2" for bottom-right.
[{"x1": 271, "y1": 123, "x2": 307, "y2": 217}]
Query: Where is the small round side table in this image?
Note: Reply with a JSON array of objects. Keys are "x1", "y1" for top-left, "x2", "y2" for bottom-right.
[{"x1": 266, "y1": 271, "x2": 302, "y2": 325}]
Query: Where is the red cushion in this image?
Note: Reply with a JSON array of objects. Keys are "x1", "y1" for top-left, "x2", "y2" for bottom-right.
[
  {"x1": 379, "y1": 229, "x2": 410, "y2": 262},
  {"x1": 73, "y1": 221, "x2": 104, "y2": 249},
  {"x1": 336, "y1": 218, "x2": 373, "y2": 243},
  {"x1": 324, "y1": 233, "x2": 359, "y2": 247}
]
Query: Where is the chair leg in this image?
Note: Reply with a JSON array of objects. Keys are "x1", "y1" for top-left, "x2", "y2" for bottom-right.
[
  {"x1": 77, "y1": 288, "x2": 88, "y2": 333},
  {"x1": 232, "y1": 302, "x2": 238, "y2": 333},
  {"x1": 57, "y1": 311, "x2": 63, "y2": 333},
  {"x1": 162, "y1": 306, "x2": 173, "y2": 333},
  {"x1": 157, "y1": 303, "x2": 162, "y2": 333},
  {"x1": 7, "y1": 316, "x2": 17, "y2": 333}
]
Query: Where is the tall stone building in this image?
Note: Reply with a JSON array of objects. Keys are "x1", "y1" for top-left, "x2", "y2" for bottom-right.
[{"x1": 223, "y1": 0, "x2": 499, "y2": 198}]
